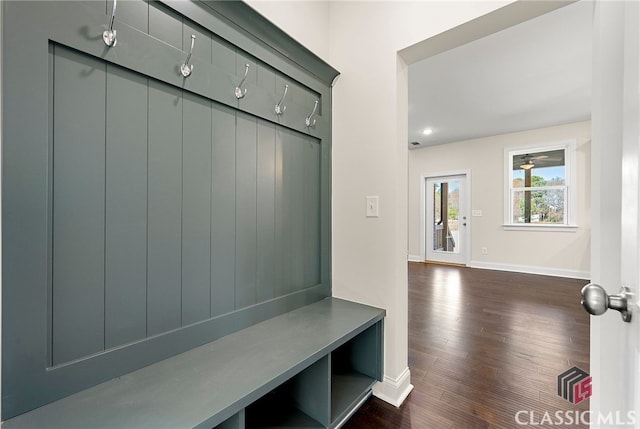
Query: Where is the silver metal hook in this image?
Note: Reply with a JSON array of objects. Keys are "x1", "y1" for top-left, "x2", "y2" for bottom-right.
[
  {"x1": 180, "y1": 35, "x2": 196, "y2": 77},
  {"x1": 235, "y1": 63, "x2": 250, "y2": 99},
  {"x1": 103, "y1": 0, "x2": 117, "y2": 47},
  {"x1": 305, "y1": 100, "x2": 319, "y2": 128},
  {"x1": 275, "y1": 84, "x2": 289, "y2": 115}
]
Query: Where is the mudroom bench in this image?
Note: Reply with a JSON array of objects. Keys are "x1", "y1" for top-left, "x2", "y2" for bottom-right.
[{"x1": 2, "y1": 298, "x2": 384, "y2": 429}]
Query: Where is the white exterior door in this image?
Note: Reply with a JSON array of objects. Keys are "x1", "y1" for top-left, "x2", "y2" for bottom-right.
[
  {"x1": 424, "y1": 174, "x2": 469, "y2": 265},
  {"x1": 590, "y1": 1, "x2": 640, "y2": 427}
]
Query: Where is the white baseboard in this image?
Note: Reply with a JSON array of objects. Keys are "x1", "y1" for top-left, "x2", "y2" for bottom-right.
[
  {"x1": 372, "y1": 367, "x2": 414, "y2": 407},
  {"x1": 407, "y1": 255, "x2": 423, "y2": 263},
  {"x1": 469, "y1": 260, "x2": 590, "y2": 280}
]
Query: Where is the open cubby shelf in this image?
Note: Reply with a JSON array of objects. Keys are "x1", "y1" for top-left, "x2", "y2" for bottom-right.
[
  {"x1": 3, "y1": 298, "x2": 383, "y2": 429},
  {"x1": 330, "y1": 323, "x2": 382, "y2": 425},
  {"x1": 223, "y1": 316, "x2": 384, "y2": 429},
  {"x1": 246, "y1": 395, "x2": 325, "y2": 429},
  {"x1": 246, "y1": 356, "x2": 329, "y2": 429},
  {"x1": 330, "y1": 373, "x2": 376, "y2": 422}
]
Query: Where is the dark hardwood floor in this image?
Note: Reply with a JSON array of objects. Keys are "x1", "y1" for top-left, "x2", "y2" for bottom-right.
[{"x1": 343, "y1": 263, "x2": 590, "y2": 429}]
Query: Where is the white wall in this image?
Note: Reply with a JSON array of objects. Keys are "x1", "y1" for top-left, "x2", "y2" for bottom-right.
[
  {"x1": 245, "y1": 1, "x2": 330, "y2": 63},
  {"x1": 408, "y1": 121, "x2": 591, "y2": 279},
  {"x1": 247, "y1": 0, "x2": 522, "y2": 405},
  {"x1": 327, "y1": 1, "x2": 516, "y2": 404}
]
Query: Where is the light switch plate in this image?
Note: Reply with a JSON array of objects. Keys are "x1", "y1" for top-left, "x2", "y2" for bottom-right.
[
  {"x1": 366, "y1": 196, "x2": 379, "y2": 217},
  {"x1": 472, "y1": 210, "x2": 483, "y2": 217}
]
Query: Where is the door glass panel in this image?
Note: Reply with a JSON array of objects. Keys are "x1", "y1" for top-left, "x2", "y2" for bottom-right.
[{"x1": 432, "y1": 180, "x2": 460, "y2": 254}]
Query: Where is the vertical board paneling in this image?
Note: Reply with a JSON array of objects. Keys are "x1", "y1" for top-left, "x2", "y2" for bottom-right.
[
  {"x1": 52, "y1": 46, "x2": 106, "y2": 365},
  {"x1": 257, "y1": 120, "x2": 276, "y2": 301},
  {"x1": 182, "y1": 93, "x2": 212, "y2": 325},
  {"x1": 257, "y1": 65, "x2": 276, "y2": 95},
  {"x1": 149, "y1": 2, "x2": 183, "y2": 48},
  {"x1": 183, "y1": 21, "x2": 212, "y2": 65},
  {"x1": 210, "y1": 40, "x2": 239, "y2": 108},
  {"x1": 291, "y1": 134, "x2": 305, "y2": 291},
  {"x1": 147, "y1": 81, "x2": 182, "y2": 336},
  {"x1": 235, "y1": 113, "x2": 257, "y2": 308},
  {"x1": 236, "y1": 53, "x2": 258, "y2": 87},
  {"x1": 304, "y1": 138, "x2": 321, "y2": 287},
  {"x1": 110, "y1": 0, "x2": 148, "y2": 33},
  {"x1": 81, "y1": 0, "x2": 106, "y2": 14},
  {"x1": 274, "y1": 128, "x2": 285, "y2": 297},
  {"x1": 279, "y1": 128, "x2": 294, "y2": 295},
  {"x1": 212, "y1": 39, "x2": 236, "y2": 75},
  {"x1": 47, "y1": 44, "x2": 55, "y2": 366},
  {"x1": 104, "y1": 65, "x2": 148, "y2": 348},
  {"x1": 211, "y1": 105, "x2": 236, "y2": 316},
  {"x1": 242, "y1": 62, "x2": 276, "y2": 118},
  {"x1": 3, "y1": 1, "x2": 335, "y2": 419}
]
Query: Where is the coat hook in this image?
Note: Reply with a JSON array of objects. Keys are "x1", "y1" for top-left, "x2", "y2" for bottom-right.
[
  {"x1": 103, "y1": 0, "x2": 117, "y2": 47},
  {"x1": 180, "y1": 35, "x2": 196, "y2": 77},
  {"x1": 275, "y1": 84, "x2": 289, "y2": 115},
  {"x1": 305, "y1": 100, "x2": 319, "y2": 128},
  {"x1": 235, "y1": 63, "x2": 250, "y2": 99}
]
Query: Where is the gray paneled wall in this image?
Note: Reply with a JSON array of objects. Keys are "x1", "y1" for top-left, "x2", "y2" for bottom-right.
[
  {"x1": 52, "y1": 46, "x2": 107, "y2": 364},
  {"x1": 3, "y1": 0, "x2": 335, "y2": 418},
  {"x1": 105, "y1": 64, "x2": 148, "y2": 349},
  {"x1": 50, "y1": 44, "x2": 321, "y2": 366}
]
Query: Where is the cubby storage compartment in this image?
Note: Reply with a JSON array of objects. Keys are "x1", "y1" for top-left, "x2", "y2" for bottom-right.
[
  {"x1": 330, "y1": 323, "x2": 383, "y2": 425},
  {"x1": 246, "y1": 356, "x2": 330, "y2": 429},
  {"x1": 2, "y1": 298, "x2": 383, "y2": 429},
  {"x1": 214, "y1": 411, "x2": 244, "y2": 429}
]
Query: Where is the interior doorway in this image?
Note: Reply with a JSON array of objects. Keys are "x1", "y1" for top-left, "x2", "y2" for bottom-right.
[
  {"x1": 401, "y1": 0, "x2": 596, "y2": 425},
  {"x1": 423, "y1": 173, "x2": 469, "y2": 265}
]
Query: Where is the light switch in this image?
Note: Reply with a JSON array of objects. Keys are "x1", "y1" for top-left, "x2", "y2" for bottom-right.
[
  {"x1": 366, "y1": 196, "x2": 379, "y2": 218},
  {"x1": 472, "y1": 210, "x2": 483, "y2": 217}
]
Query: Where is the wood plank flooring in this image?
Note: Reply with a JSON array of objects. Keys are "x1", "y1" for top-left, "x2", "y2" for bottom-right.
[{"x1": 343, "y1": 263, "x2": 590, "y2": 429}]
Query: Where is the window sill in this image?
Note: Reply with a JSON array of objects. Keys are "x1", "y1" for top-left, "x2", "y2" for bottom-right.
[{"x1": 502, "y1": 224, "x2": 578, "y2": 232}]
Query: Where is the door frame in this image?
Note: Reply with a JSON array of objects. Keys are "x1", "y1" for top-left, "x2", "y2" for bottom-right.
[{"x1": 419, "y1": 169, "x2": 471, "y2": 265}]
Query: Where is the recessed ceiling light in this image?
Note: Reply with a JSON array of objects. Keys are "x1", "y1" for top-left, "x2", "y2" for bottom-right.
[{"x1": 422, "y1": 128, "x2": 433, "y2": 136}]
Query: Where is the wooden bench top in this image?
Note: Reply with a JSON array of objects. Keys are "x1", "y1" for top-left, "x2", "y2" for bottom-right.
[{"x1": 2, "y1": 298, "x2": 385, "y2": 429}]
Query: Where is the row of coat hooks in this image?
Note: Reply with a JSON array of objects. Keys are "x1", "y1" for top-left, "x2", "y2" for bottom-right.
[{"x1": 102, "y1": 0, "x2": 319, "y2": 128}]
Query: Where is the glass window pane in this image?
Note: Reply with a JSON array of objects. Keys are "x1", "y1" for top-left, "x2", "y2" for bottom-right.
[
  {"x1": 512, "y1": 149, "x2": 565, "y2": 186},
  {"x1": 512, "y1": 169, "x2": 524, "y2": 187},
  {"x1": 433, "y1": 183, "x2": 441, "y2": 224},
  {"x1": 512, "y1": 189, "x2": 565, "y2": 224}
]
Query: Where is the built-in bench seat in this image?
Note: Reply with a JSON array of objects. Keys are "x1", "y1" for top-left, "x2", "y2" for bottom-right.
[{"x1": 2, "y1": 298, "x2": 384, "y2": 429}]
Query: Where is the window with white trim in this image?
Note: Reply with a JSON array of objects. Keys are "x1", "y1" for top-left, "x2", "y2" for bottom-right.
[{"x1": 504, "y1": 141, "x2": 577, "y2": 228}]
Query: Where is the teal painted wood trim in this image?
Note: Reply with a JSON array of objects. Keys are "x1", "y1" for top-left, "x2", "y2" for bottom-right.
[
  {"x1": 15, "y1": 1, "x2": 330, "y2": 141},
  {"x1": 3, "y1": 283, "x2": 329, "y2": 420},
  {"x1": 182, "y1": 93, "x2": 214, "y2": 326},
  {"x1": 104, "y1": 64, "x2": 149, "y2": 349},
  {"x1": 2, "y1": 0, "x2": 334, "y2": 419},
  {"x1": 161, "y1": 0, "x2": 335, "y2": 127},
  {"x1": 292, "y1": 355, "x2": 331, "y2": 426},
  {"x1": 166, "y1": 0, "x2": 340, "y2": 87},
  {"x1": 2, "y1": 299, "x2": 385, "y2": 429},
  {"x1": 215, "y1": 411, "x2": 243, "y2": 429},
  {"x1": 51, "y1": 44, "x2": 107, "y2": 365},
  {"x1": 211, "y1": 104, "x2": 237, "y2": 317},
  {"x1": 235, "y1": 113, "x2": 259, "y2": 308}
]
